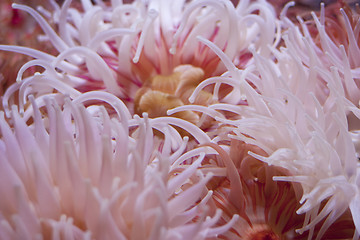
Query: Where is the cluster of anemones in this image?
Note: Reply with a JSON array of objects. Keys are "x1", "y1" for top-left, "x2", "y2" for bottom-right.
[{"x1": 1, "y1": 0, "x2": 360, "y2": 239}]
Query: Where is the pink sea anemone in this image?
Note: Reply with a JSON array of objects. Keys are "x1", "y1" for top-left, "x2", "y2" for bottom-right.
[
  {"x1": 0, "y1": 92, "x2": 239, "y2": 239},
  {"x1": 2, "y1": 0, "x2": 360, "y2": 239},
  {"x1": 202, "y1": 140, "x2": 356, "y2": 239},
  {"x1": 203, "y1": 25, "x2": 360, "y2": 238},
  {"x1": 280, "y1": 1, "x2": 360, "y2": 104},
  {"x1": 0, "y1": 0, "x2": 279, "y2": 128}
]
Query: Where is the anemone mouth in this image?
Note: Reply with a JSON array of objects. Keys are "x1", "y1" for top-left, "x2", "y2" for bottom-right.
[
  {"x1": 133, "y1": 64, "x2": 222, "y2": 132},
  {"x1": 0, "y1": 0, "x2": 276, "y2": 118}
]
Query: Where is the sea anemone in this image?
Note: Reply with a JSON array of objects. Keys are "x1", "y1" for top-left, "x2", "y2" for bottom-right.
[
  {"x1": 0, "y1": 0, "x2": 279, "y2": 129},
  {"x1": 201, "y1": 140, "x2": 306, "y2": 239},
  {"x1": 3, "y1": 0, "x2": 360, "y2": 239},
  {"x1": 202, "y1": 25, "x2": 360, "y2": 238},
  {"x1": 201, "y1": 139, "x2": 356, "y2": 239},
  {"x1": 0, "y1": 92, "x2": 239, "y2": 239},
  {"x1": 279, "y1": 1, "x2": 360, "y2": 104}
]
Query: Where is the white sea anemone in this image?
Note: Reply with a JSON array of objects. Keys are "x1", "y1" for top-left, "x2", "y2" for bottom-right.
[
  {"x1": 4, "y1": 0, "x2": 360, "y2": 239},
  {"x1": 0, "y1": 92, "x2": 240, "y2": 239},
  {"x1": 279, "y1": 2, "x2": 360, "y2": 104},
  {"x1": 0, "y1": 0, "x2": 279, "y2": 128},
  {"x1": 197, "y1": 140, "x2": 307, "y2": 239},
  {"x1": 203, "y1": 22, "x2": 360, "y2": 238}
]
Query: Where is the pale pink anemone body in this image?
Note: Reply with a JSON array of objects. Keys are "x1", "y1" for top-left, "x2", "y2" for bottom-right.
[
  {"x1": 0, "y1": 0, "x2": 279, "y2": 125},
  {"x1": 280, "y1": 2, "x2": 360, "y2": 104},
  {"x1": 187, "y1": 3, "x2": 360, "y2": 238},
  {"x1": 203, "y1": 139, "x2": 356, "y2": 239},
  {"x1": 2, "y1": 0, "x2": 360, "y2": 240},
  {"x1": 0, "y1": 0, "x2": 282, "y2": 239},
  {"x1": 0, "y1": 91, "x2": 241, "y2": 239},
  {"x1": 199, "y1": 140, "x2": 308, "y2": 239}
]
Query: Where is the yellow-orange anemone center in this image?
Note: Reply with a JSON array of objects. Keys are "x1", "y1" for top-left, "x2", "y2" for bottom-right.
[{"x1": 134, "y1": 64, "x2": 216, "y2": 126}]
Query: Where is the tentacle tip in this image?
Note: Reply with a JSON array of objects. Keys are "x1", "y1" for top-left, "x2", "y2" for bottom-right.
[
  {"x1": 196, "y1": 35, "x2": 203, "y2": 41},
  {"x1": 132, "y1": 57, "x2": 139, "y2": 64},
  {"x1": 166, "y1": 109, "x2": 174, "y2": 115},
  {"x1": 182, "y1": 136, "x2": 189, "y2": 142},
  {"x1": 4, "y1": 110, "x2": 11, "y2": 119},
  {"x1": 169, "y1": 47, "x2": 176, "y2": 55},
  {"x1": 296, "y1": 208, "x2": 304, "y2": 215},
  {"x1": 11, "y1": 3, "x2": 20, "y2": 8},
  {"x1": 188, "y1": 96, "x2": 195, "y2": 104},
  {"x1": 142, "y1": 112, "x2": 149, "y2": 120}
]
